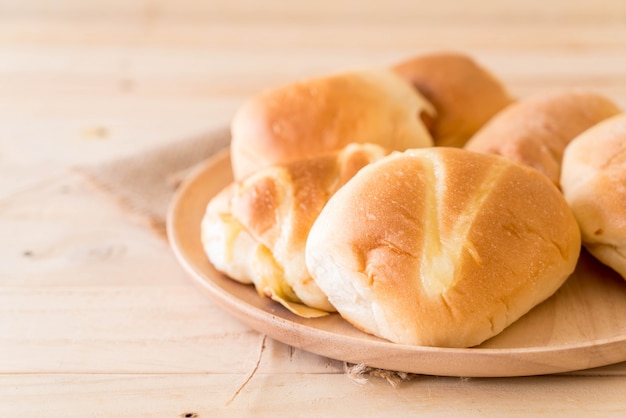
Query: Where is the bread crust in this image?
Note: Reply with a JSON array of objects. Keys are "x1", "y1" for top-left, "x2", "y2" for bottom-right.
[
  {"x1": 392, "y1": 51, "x2": 513, "y2": 147},
  {"x1": 305, "y1": 148, "x2": 581, "y2": 347},
  {"x1": 202, "y1": 143, "x2": 390, "y2": 315},
  {"x1": 465, "y1": 90, "x2": 621, "y2": 186},
  {"x1": 230, "y1": 69, "x2": 434, "y2": 179},
  {"x1": 561, "y1": 112, "x2": 626, "y2": 280}
]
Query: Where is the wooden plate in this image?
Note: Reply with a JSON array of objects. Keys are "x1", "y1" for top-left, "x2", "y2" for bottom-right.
[{"x1": 167, "y1": 148, "x2": 626, "y2": 377}]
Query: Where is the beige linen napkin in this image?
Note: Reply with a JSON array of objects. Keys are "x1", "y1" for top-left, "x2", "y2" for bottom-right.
[
  {"x1": 78, "y1": 127, "x2": 231, "y2": 239},
  {"x1": 78, "y1": 126, "x2": 418, "y2": 386}
]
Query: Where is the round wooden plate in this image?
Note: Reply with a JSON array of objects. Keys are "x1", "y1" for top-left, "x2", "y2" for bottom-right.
[{"x1": 167, "y1": 148, "x2": 626, "y2": 377}]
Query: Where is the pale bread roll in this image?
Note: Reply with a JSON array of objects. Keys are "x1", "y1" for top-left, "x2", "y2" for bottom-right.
[
  {"x1": 305, "y1": 148, "x2": 581, "y2": 347},
  {"x1": 230, "y1": 69, "x2": 435, "y2": 179},
  {"x1": 202, "y1": 143, "x2": 390, "y2": 317},
  {"x1": 465, "y1": 90, "x2": 621, "y2": 186},
  {"x1": 392, "y1": 51, "x2": 514, "y2": 147},
  {"x1": 561, "y1": 112, "x2": 626, "y2": 281}
]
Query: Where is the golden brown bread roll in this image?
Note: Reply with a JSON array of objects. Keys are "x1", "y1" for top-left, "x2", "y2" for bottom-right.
[
  {"x1": 561, "y1": 112, "x2": 626, "y2": 281},
  {"x1": 392, "y1": 51, "x2": 514, "y2": 147},
  {"x1": 305, "y1": 148, "x2": 581, "y2": 347},
  {"x1": 230, "y1": 69, "x2": 435, "y2": 179},
  {"x1": 465, "y1": 90, "x2": 621, "y2": 186},
  {"x1": 202, "y1": 143, "x2": 390, "y2": 317}
]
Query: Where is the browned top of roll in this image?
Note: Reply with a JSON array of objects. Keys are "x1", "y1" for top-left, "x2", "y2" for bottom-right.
[
  {"x1": 465, "y1": 89, "x2": 621, "y2": 186},
  {"x1": 392, "y1": 51, "x2": 514, "y2": 147},
  {"x1": 230, "y1": 69, "x2": 434, "y2": 179},
  {"x1": 305, "y1": 147, "x2": 581, "y2": 347},
  {"x1": 202, "y1": 142, "x2": 390, "y2": 314}
]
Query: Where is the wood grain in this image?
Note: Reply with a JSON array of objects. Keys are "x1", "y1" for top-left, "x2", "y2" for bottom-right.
[
  {"x1": 1, "y1": 0, "x2": 626, "y2": 414},
  {"x1": 4, "y1": 373, "x2": 626, "y2": 417}
]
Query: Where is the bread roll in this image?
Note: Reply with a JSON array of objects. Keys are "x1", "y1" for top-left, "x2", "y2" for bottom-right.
[
  {"x1": 465, "y1": 90, "x2": 621, "y2": 186},
  {"x1": 392, "y1": 51, "x2": 513, "y2": 147},
  {"x1": 202, "y1": 143, "x2": 390, "y2": 317},
  {"x1": 561, "y1": 112, "x2": 626, "y2": 281},
  {"x1": 230, "y1": 69, "x2": 435, "y2": 179},
  {"x1": 305, "y1": 148, "x2": 581, "y2": 347}
]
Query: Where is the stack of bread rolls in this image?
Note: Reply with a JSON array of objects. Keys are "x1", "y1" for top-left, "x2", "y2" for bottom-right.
[{"x1": 201, "y1": 51, "x2": 624, "y2": 348}]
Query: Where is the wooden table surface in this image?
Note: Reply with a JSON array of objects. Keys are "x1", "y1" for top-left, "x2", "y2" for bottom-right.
[{"x1": 2, "y1": 1, "x2": 626, "y2": 416}]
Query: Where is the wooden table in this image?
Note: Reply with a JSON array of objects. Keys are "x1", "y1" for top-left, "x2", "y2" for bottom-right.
[{"x1": 2, "y1": 1, "x2": 626, "y2": 416}]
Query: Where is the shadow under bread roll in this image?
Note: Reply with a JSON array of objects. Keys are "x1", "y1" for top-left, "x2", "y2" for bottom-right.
[
  {"x1": 230, "y1": 69, "x2": 435, "y2": 179},
  {"x1": 305, "y1": 148, "x2": 581, "y2": 347},
  {"x1": 561, "y1": 112, "x2": 626, "y2": 281},
  {"x1": 465, "y1": 90, "x2": 621, "y2": 187},
  {"x1": 202, "y1": 143, "x2": 390, "y2": 317}
]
